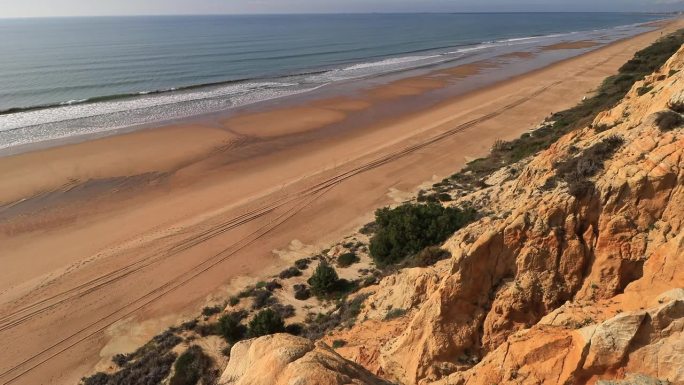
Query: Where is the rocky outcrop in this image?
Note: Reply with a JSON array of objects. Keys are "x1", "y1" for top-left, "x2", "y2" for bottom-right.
[
  {"x1": 334, "y1": 45, "x2": 684, "y2": 385},
  {"x1": 219, "y1": 45, "x2": 684, "y2": 385},
  {"x1": 218, "y1": 334, "x2": 389, "y2": 385}
]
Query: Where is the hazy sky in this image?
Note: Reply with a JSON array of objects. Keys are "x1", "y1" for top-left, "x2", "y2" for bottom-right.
[{"x1": 1, "y1": 0, "x2": 683, "y2": 18}]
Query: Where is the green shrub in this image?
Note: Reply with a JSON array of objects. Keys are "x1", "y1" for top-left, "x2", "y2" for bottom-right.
[
  {"x1": 201, "y1": 305, "x2": 222, "y2": 317},
  {"x1": 228, "y1": 296, "x2": 239, "y2": 306},
  {"x1": 384, "y1": 308, "x2": 407, "y2": 320},
  {"x1": 337, "y1": 252, "x2": 360, "y2": 268},
  {"x1": 217, "y1": 312, "x2": 247, "y2": 344},
  {"x1": 248, "y1": 309, "x2": 285, "y2": 338},
  {"x1": 332, "y1": 340, "x2": 347, "y2": 349},
  {"x1": 369, "y1": 203, "x2": 476, "y2": 267},
  {"x1": 308, "y1": 262, "x2": 340, "y2": 296},
  {"x1": 169, "y1": 346, "x2": 217, "y2": 385}
]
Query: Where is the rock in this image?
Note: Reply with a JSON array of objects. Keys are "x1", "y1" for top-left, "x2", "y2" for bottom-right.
[
  {"x1": 582, "y1": 312, "x2": 646, "y2": 371},
  {"x1": 218, "y1": 334, "x2": 389, "y2": 385}
]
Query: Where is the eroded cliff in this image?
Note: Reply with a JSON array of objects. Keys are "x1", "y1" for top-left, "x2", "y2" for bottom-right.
[{"x1": 220, "y1": 43, "x2": 684, "y2": 385}]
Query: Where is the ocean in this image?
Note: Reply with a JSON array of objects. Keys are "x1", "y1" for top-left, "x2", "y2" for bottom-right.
[{"x1": 0, "y1": 13, "x2": 666, "y2": 150}]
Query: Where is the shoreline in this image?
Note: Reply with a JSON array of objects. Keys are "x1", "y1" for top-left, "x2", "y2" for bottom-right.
[
  {"x1": 0, "y1": 17, "x2": 682, "y2": 385},
  {"x1": 0, "y1": 17, "x2": 669, "y2": 157}
]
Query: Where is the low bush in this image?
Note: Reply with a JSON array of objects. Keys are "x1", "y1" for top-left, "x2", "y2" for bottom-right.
[
  {"x1": 293, "y1": 284, "x2": 311, "y2": 300},
  {"x1": 294, "y1": 258, "x2": 310, "y2": 270},
  {"x1": 265, "y1": 280, "x2": 282, "y2": 291},
  {"x1": 654, "y1": 110, "x2": 683, "y2": 131},
  {"x1": 251, "y1": 289, "x2": 275, "y2": 310},
  {"x1": 554, "y1": 135, "x2": 625, "y2": 199},
  {"x1": 271, "y1": 303, "x2": 296, "y2": 319},
  {"x1": 201, "y1": 305, "x2": 222, "y2": 317},
  {"x1": 332, "y1": 340, "x2": 347, "y2": 349},
  {"x1": 384, "y1": 308, "x2": 407, "y2": 320},
  {"x1": 82, "y1": 350, "x2": 177, "y2": 385},
  {"x1": 410, "y1": 247, "x2": 451, "y2": 268},
  {"x1": 637, "y1": 85, "x2": 653, "y2": 96},
  {"x1": 279, "y1": 266, "x2": 302, "y2": 279},
  {"x1": 369, "y1": 203, "x2": 476, "y2": 267},
  {"x1": 359, "y1": 221, "x2": 377, "y2": 235},
  {"x1": 248, "y1": 309, "x2": 285, "y2": 338},
  {"x1": 337, "y1": 252, "x2": 360, "y2": 268},
  {"x1": 217, "y1": 312, "x2": 247, "y2": 344},
  {"x1": 300, "y1": 293, "x2": 370, "y2": 340},
  {"x1": 285, "y1": 323, "x2": 303, "y2": 336},
  {"x1": 169, "y1": 346, "x2": 217, "y2": 385}
]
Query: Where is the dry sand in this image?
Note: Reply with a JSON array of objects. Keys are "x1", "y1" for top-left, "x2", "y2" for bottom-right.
[{"x1": 0, "y1": 19, "x2": 681, "y2": 385}]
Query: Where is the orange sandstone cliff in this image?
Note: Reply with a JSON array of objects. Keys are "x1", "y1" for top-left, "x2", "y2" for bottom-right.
[{"x1": 218, "y1": 45, "x2": 684, "y2": 385}]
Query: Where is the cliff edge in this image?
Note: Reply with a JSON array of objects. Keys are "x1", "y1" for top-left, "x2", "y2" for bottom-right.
[{"x1": 220, "y1": 44, "x2": 684, "y2": 385}]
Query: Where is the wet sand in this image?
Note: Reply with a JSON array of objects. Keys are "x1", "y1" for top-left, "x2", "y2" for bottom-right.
[{"x1": 0, "y1": 19, "x2": 681, "y2": 385}]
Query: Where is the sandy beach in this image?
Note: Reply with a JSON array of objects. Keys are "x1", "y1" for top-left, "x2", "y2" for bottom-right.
[{"x1": 0, "y1": 18, "x2": 682, "y2": 385}]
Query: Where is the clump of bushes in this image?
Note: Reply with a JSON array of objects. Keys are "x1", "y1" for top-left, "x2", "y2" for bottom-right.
[
  {"x1": 251, "y1": 289, "x2": 275, "y2": 310},
  {"x1": 554, "y1": 135, "x2": 625, "y2": 199},
  {"x1": 279, "y1": 266, "x2": 302, "y2": 279},
  {"x1": 369, "y1": 203, "x2": 476, "y2": 267},
  {"x1": 201, "y1": 305, "x2": 222, "y2": 317},
  {"x1": 332, "y1": 340, "x2": 347, "y2": 349},
  {"x1": 271, "y1": 303, "x2": 296, "y2": 319},
  {"x1": 337, "y1": 252, "x2": 359, "y2": 268},
  {"x1": 217, "y1": 311, "x2": 247, "y2": 344},
  {"x1": 447, "y1": 29, "x2": 684, "y2": 193},
  {"x1": 301, "y1": 293, "x2": 370, "y2": 340},
  {"x1": 248, "y1": 309, "x2": 285, "y2": 338},
  {"x1": 169, "y1": 346, "x2": 217, "y2": 385},
  {"x1": 653, "y1": 110, "x2": 683, "y2": 131},
  {"x1": 293, "y1": 284, "x2": 311, "y2": 300},
  {"x1": 294, "y1": 258, "x2": 311, "y2": 270}
]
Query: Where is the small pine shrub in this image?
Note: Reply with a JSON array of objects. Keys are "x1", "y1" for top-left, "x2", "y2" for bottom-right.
[
  {"x1": 308, "y1": 262, "x2": 340, "y2": 296},
  {"x1": 248, "y1": 309, "x2": 285, "y2": 338},
  {"x1": 217, "y1": 312, "x2": 247, "y2": 344}
]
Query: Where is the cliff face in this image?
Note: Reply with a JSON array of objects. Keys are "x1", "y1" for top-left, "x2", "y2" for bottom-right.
[{"x1": 219, "y1": 45, "x2": 684, "y2": 385}]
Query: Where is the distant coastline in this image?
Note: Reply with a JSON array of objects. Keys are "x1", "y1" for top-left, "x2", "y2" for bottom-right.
[{"x1": 0, "y1": 13, "x2": 667, "y2": 152}]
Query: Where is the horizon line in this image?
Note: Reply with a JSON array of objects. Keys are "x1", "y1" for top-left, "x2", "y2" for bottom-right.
[{"x1": 0, "y1": 10, "x2": 678, "y2": 20}]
